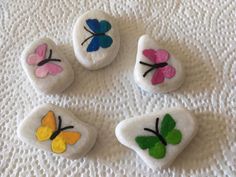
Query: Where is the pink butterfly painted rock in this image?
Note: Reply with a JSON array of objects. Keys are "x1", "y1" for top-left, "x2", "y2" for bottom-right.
[
  {"x1": 134, "y1": 35, "x2": 185, "y2": 93},
  {"x1": 21, "y1": 38, "x2": 74, "y2": 94}
]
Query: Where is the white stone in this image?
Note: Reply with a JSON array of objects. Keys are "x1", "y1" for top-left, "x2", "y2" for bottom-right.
[
  {"x1": 73, "y1": 10, "x2": 120, "y2": 70},
  {"x1": 18, "y1": 104, "x2": 97, "y2": 159},
  {"x1": 115, "y1": 107, "x2": 198, "y2": 169},
  {"x1": 134, "y1": 35, "x2": 185, "y2": 93},
  {"x1": 21, "y1": 38, "x2": 74, "y2": 94}
]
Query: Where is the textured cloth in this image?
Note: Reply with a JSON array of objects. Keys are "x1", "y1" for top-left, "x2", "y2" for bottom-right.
[{"x1": 0, "y1": 0, "x2": 236, "y2": 177}]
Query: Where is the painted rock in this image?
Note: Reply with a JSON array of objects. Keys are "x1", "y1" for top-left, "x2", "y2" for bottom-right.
[
  {"x1": 18, "y1": 104, "x2": 97, "y2": 159},
  {"x1": 73, "y1": 10, "x2": 120, "y2": 70},
  {"x1": 134, "y1": 35, "x2": 185, "y2": 93},
  {"x1": 115, "y1": 107, "x2": 198, "y2": 169},
  {"x1": 21, "y1": 38, "x2": 74, "y2": 94}
]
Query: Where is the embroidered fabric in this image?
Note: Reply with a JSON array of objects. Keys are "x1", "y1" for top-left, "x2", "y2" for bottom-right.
[{"x1": 0, "y1": 0, "x2": 235, "y2": 176}]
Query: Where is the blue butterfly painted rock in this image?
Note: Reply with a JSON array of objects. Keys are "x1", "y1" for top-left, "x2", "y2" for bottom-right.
[
  {"x1": 82, "y1": 19, "x2": 113, "y2": 52},
  {"x1": 73, "y1": 10, "x2": 120, "y2": 70}
]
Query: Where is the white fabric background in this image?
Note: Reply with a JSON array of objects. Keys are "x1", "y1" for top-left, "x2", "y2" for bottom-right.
[{"x1": 0, "y1": 0, "x2": 235, "y2": 176}]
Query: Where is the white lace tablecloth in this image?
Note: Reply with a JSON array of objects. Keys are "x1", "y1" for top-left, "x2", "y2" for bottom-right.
[{"x1": 0, "y1": 0, "x2": 236, "y2": 176}]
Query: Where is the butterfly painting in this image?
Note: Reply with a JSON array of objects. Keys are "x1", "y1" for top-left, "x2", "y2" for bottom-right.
[
  {"x1": 140, "y1": 49, "x2": 176, "y2": 85},
  {"x1": 81, "y1": 19, "x2": 113, "y2": 52},
  {"x1": 35, "y1": 111, "x2": 81, "y2": 154},
  {"x1": 27, "y1": 44, "x2": 63, "y2": 78},
  {"x1": 135, "y1": 114, "x2": 182, "y2": 159}
]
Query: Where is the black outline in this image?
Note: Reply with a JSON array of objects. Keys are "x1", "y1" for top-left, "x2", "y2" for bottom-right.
[
  {"x1": 50, "y1": 116, "x2": 74, "y2": 140},
  {"x1": 139, "y1": 61, "x2": 168, "y2": 77},
  {"x1": 81, "y1": 26, "x2": 106, "y2": 46},
  {"x1": 143, "y1": 117, "x2": 167, "y2": 146},
  {"x1": 37, "y1": 49, "x2": 61, "y2": 66}
]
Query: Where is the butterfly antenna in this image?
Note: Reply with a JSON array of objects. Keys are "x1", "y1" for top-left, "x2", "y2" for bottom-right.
[
  {"x1": 155, "y1": 117, "x2": 159, "y2": 133},
  {"x1": 143, "y1": 128, "x2": 159, "y2": 136},
  {"x1": 143, "y1": 67, "x2": 156, "y2": 77},
  {"x1": 140, "y1": 61, "x2": 168, "y2": 77},
  {"x1": 60, "y1": 126, "x2": 74, "y2": 131},
  {"x1": 81, "y1": 35, "x2": 94, "y2": 46},
  {"x1": 47, "y1": 49, "x2": 61, "y2": 61},
  {"x1": 139, "y1": 61, "x2": 153, "y2": 67},
  {"x1": 48, "y1": 49, "x2": 52, "y2": 59},
  {"x1": 139, "y1": 61, "x2": 156, "y2": 77},
  {"x1": 84, "y1": 26, "x2": 95, "y2": 35},
  {"x1": 58, "y1": 116, "x2": 62, "y2": 130},
  {"x1": 144, "y1": 117, "x2": 167, "y2": 146}
]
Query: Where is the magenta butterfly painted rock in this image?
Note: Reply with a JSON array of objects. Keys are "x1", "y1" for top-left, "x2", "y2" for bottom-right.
[
  {"x1": 21, "y1": 38, "x2": 74, "y2": 94},
  {"x1": 134, "y1": 35, "x2": 185, "y2": 93}
]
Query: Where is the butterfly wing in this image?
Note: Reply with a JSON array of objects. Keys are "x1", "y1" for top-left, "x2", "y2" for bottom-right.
[
  {"x1": 86, "y1": 19, "x2": 101, "y2": 33},
  {"x1": 27, "y1": 54, "x2": 43, "y2": 65},
  {"x1": 160, "y1": 65, "x2": 176, "y2": 79},
  {"x1": 160, "y1": 114, "x2": 176, "y2": 137},
  {"x1": 51, "y1": 131, "x2": 81, "y2": 153},
  {"x1": 59, "y1": 131, "x2": 81, "y2": 144},
  {"x1": 151, "y1": 69, "x2": 165, "y2": 85},
  {"x1": 35, "y1": 66, "x2": 48, "y2": 78},
  {"x1": 135, "y1": 136, "x2": 166, "y2": 159},
  {"x1": 148, "y1": 142, "x2": 166, "y2": 159},
  {"x1": 36, "y1": 111, "x2": 57, "y2": 141},
  {"x1": 99, "y1": 35, "x2": 113, "y2": 48},
  {"x1": 160, "y1": 114, "x2": 182, "y2": 145},
  {"x1": 87, "y1": 35, "x2": 113, "y2": 52},
  {"x1": 165, "y1": 129, "x2": 182, "y2": 144},
  {"x1": 35, "y1": 44, "x2": 48, "y2": 58},
  {"x1": 99, "y1": 20, "x2": 112, "y2": 33},
  {"x1": 27, "y1": 44, "x2": 47, "y2": 65},
  {"x1": 85, "y1": 19, "x2": 112, "y2": 52},
  {"x1": 45, "y1": 63, "x2": 63, "y2": 75},
  {"x1": 51, "y1": 136, "x2": 66, "y2": 153},
  {"x1": 154, "y1": 49, "x2": 169, "y2": 63},
  {"x1": 35, "y1": 63, "x2": 63, "y2": 78},
  {"x1": 87, "y1": 36, "x2": 100, "y2": 52},
  {"x1": 143, "y1": 49, "x2": 157, "y2": 63},
  {"x1": 143, "y1": 49, "x2": 169, "y2": 64},
  {"x1": 135, "y1": 136, "x2": 160, "y2": 149},
  {"x1": 86, "y1": 19, "x2": 112, "y2": 34}
]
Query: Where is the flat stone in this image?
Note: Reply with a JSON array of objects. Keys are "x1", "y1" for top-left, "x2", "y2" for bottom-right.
[
  {"x1": 115, "y1": 107, "x2": 198, "y2": 169},
  {"x1": 73, "y1": 10, "x2": 120, "y2": 70},
  {"x1": 18, "y1": 104, "x2": 97, "y2": 159},
  {"x1": 134, "y1": 35, "x2": 185, "y2": 93},
  {"x1": 21, "y1": 37, "x2": 74, "y2": 94}
]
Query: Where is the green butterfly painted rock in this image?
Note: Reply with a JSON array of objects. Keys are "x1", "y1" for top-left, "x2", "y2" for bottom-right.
[
  {"x1": 115, "y1": 108, "x2": 198, "y2": 169},
  {"x1": 135, "y1": 114, "x2": 182, "y2": 159}
]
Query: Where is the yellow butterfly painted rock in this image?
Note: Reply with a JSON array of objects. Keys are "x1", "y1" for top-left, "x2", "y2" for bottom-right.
[
  {"x1": 35, "y1": 111, "x2": 81, "y2": 153},
  {"x1": 18, "y1": 104, "x2": 97, "y2": 159}
]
